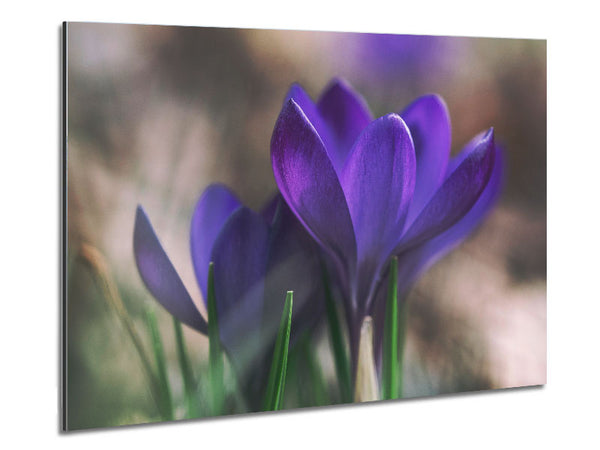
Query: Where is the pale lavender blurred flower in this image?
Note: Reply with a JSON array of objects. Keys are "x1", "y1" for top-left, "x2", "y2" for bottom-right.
[{"x1": 133, "y1": 184, "x2": 323, "y2": 408}]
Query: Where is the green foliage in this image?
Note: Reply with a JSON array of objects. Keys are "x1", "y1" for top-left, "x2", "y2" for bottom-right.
[
  {"x1": 146, "y1": 309, "x2": 174, "y2": 420},
  {"x1": 382, "y1": 256, "x2": 399, "y2": 400},
  {"x1": 262, "y1": 291, "x2": 294, "y2": 411},
  {"x1": 173, "y1": 318, "x2": 199, "y2": 418},
  {"x1": 207, "y1": 262, "x2": 225, "y2": 415},
  {"x1": 322, "y1": 265, "x2": 353, "y2": 403}
]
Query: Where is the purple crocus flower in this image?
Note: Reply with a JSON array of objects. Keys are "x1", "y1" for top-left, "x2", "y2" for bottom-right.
[
  {"x1": 133, "y1": 184, "x2": 323, "y2": 409},
  {"x1": 270, "y1": 79, "x2": 502, "y2": 377}
]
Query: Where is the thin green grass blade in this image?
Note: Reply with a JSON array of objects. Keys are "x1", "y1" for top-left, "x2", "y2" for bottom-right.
[
  {"x1": 287, "y1": 338, "x2": 310, "y2": 408},
  {"x1": 322, "y1": 264, "x2": 352, "y2": 403},
  {"x1": 381, "y1": 256, "x2": 400, "y2": 400},
  {"x1": 207, "y1": 262, "x2": 225, "y2": 415},
  {"x1": 173, "y1": 318, "x2": 199, "y2": 418},
  {"x1": 397, "y1": 294, "x2": 409, "y2": 398},
  {"x1": 146, "y1": 309, "x2": 174, "y2": 421},
  {"x1": 262, "y1": 291, "x2": 293, "y2": 411},
  {"x1": 78, "y1": 244, "x2": 164, "y2": 417},
  {"x1": 382, "y1": 256, "x2": 399, "y2": 400}
]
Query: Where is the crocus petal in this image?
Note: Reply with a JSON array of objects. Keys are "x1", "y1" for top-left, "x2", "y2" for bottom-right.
[
  {"x1": 398, "y1": 128, "x2": 496, "y2": 252},
  {"x1": 271, "y1": 98, "x2": 356, "y2": 269},
  {"x1": 373, "y1": 143, "x2": 504, "y2": 368},
  {"x1": 399, "y1": 143, "x2": 504, "y2": 284},
  {"x1": 401, "y1": 94, "x2": 451, "y2": 224},
  {"x1": 340, "y1": 114, "x2": 416, "y2": 265},
  {"x1": 317, "y1": 78, "x2": 373, "y2": 173},
  {"x1": 190, "y1": 184, "x2": 241, "y2": 302},
  {"x1": 263, "y1": 198, "x2": 324, "y2": 344},
  {"x1": 260, "y1": 193, "x2": 280, "y2": 226},
  {"x1": 134, "y1": 206, "x2": 208, "y2": 334},
  {"x1": 432, "y1": 140, "x2": 504, "y2": 253},
  {"x1": 284, "y1": 83, "x2": 333, "y2": 152},
  {"x1": 210, "y1": 207, "x2": 270, "y2": 376}
]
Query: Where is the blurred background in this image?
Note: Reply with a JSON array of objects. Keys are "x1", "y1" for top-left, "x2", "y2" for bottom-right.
[{"x1": 66, "y1": 23, "x2": 546, "y2": 429}]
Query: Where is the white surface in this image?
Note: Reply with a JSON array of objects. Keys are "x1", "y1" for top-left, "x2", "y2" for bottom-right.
[{"x1": 1, "y1": 0, "x2": 597, "y2": 448}]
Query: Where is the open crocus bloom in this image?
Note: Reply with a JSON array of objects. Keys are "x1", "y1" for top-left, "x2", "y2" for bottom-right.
[
  {"x1": 271, "y1": 79, "x2": 502, "y2": 374},
  {"x1": 134, "y1": 184, "x2": 323, "y2": 409}
]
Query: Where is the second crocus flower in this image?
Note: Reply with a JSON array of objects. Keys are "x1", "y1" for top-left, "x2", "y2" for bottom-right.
[{"x1": 134, "y1": 184, "x2": 323, "y2": 410}]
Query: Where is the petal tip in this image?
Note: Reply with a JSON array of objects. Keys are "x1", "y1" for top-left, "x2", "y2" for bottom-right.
[
  {"x1": 325, "y1": 76, "x2": 352, "y2": 92},
  {"x1": 280, "y1": 97, "x2": 303, "y2": 119},
  {"x1": 284, "y1": 83, "x2": 312, "y2": 109},
  {"x1": 284, "y1": 82, "x2": 303, "y2": 98},
  {"x1": 135, "y1": 204, "x2": 146, "y2": 219},
  {"x1": 375, "y1": 113, "x2": 413, "y2": 139},
  {"x1": 134, "y1": 205, "x2": 151, "y2": 243},
  {"x1": 480, "y1": 128, "x2": 496, "y2": 161},
  {"x1": 319, "y1": 77, "x2": 371, "y2": 113},
  {"x1": 382, "y1": 112, "x2": 405, "y2": 125},
  {"x1": 272, "y1": 97, "x2": 319, "y2": 147},
  {"x1": 198, "y1": 183, "x2": 239, "y2": 204},
  {"x1": 423, "y1": 93, "x2": 447, "y2": 107}
]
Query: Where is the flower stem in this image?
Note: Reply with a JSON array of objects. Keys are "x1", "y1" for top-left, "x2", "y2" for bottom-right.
[{"x1": 353, "y1": 316, "x2": 380, "y2": 402}]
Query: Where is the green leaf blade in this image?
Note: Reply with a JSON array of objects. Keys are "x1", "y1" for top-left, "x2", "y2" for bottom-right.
[
  {"x1": 382, "y1": 256, "x2": 399, "y2": 400},
  {"x1": 207, "y1": 261, "x2": 225, "y2": 415},
  {"x1": 173, "y1": 318, "x2": 199, "y2": 418},
  {"x1": 397, "y1": 292, "x2": 409, "y2": 398},
  {"x1": 146, "y1": 309, "x2": 174, "y2": 421},
  {"x1": 263, "y1": 291, "x2": 294, "y2": 411},
  {"x1": 322, "y1": 265, "x2": 352, "y2": 403}
]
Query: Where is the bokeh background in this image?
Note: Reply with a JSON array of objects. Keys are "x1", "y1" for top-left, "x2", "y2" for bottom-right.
[{"x1": 66, "y1": 22, "x2": 546, "y2": 429}]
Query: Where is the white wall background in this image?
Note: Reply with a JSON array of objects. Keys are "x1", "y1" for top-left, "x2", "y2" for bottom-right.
[{"x1": 1, "y1": 0, "x2": 597, "y2": 448}]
